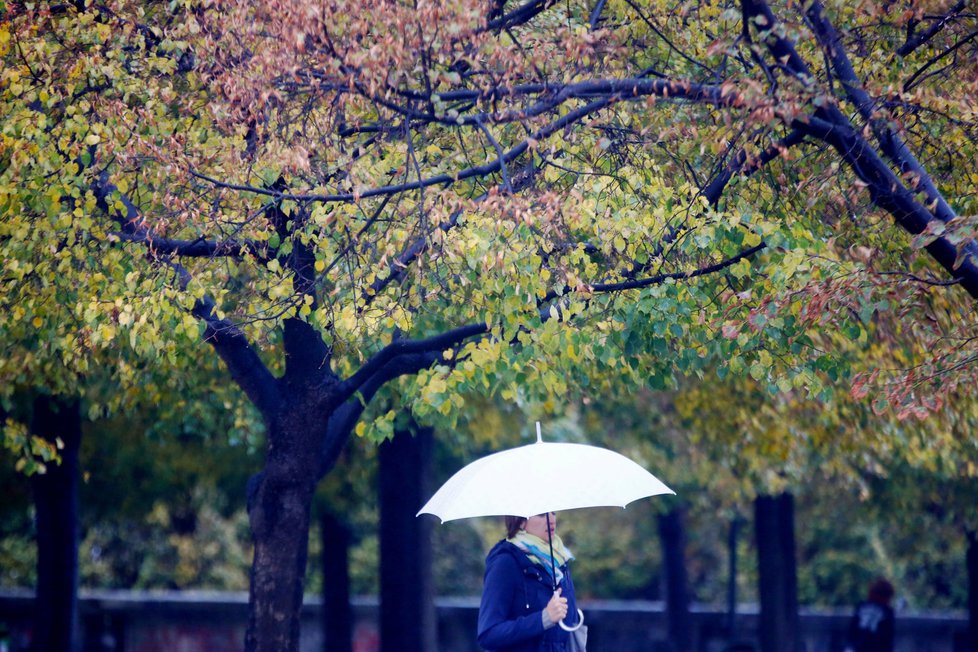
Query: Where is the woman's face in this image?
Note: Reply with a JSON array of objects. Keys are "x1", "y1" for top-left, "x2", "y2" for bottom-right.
[{"x1": 524, "y1": 512, "x2": 556, "y2": 539}]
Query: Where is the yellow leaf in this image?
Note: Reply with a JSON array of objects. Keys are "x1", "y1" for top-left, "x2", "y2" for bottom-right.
[{"x1": 567, "y1": 343, "x2": 579, "y2": 361}]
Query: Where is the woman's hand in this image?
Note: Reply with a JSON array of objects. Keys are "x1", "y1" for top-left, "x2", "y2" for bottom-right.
[{"x1": 545, "y1": 588, "x2": 569, "y2": 624}]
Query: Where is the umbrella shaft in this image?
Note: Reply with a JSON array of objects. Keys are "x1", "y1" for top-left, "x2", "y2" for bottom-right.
[{"x1": 546, "y1": 513, "x2": 557, "y2": 592}]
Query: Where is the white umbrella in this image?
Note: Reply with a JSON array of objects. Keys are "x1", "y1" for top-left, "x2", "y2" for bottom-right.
[
  {"x1": 417, "y1": 424, "x2": 675, "y2": 522},
  {"x1": 417, "y1": 423, "x2": 675, "y2": 631}
]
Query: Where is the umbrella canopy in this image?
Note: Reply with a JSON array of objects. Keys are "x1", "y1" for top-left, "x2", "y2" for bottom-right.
[{"x1": 417, "y1": 426, "x2": 674, "y2": 523}]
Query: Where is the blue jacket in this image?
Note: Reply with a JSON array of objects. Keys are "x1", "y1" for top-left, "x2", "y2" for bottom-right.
[{"x1": 477, "y1": 540, "x2": 581, "y2": 652}]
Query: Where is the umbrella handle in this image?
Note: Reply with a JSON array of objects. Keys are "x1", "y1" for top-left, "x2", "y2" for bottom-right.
[{"x1": 558, "y1": 608, "x2": 585, "y2": 632}]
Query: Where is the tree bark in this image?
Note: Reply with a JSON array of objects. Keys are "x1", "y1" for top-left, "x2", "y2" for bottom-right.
[
  {"x1": 246, "y1": 472, "x2": 316, "y2": 651},
  {"x1": 658, "y1": 506, "x2": 693, "y2": 652},
  {"x1": 726, "y1": 515, "x2": 744, "y2": 643},
  {"x1": 968, "y1": 530, "x2": 977, "y2": 652},
  {"x1": 754, "y1": 493, "x2": 800, "y2": 652},
  {"x1": 245, "y1": 406, "x2": 324, "y2": 652},
  {"x1": 378, "y1": 425, "x2": 436, "y2": 652},
  {"x1": 779, "y1": 493, "x2": 799, "y2": 650},
  {"x1": 30, "y1": 394, "x2": 81, "y2": 652},
  {"x1": 321, "y1": 511, "x2": 353, "y2": 652}
]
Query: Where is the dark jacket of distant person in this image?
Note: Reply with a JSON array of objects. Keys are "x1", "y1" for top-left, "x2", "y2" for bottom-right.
[{"x1": 847, "y1": 578, "x2": 895, "y2": 652}]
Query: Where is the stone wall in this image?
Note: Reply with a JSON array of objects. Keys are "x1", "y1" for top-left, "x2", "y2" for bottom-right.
[{"x1": 0, "y1": 589, "x2": 968, "y2": 652}]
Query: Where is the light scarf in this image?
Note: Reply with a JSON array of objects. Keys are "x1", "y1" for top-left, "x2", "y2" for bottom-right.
[{"x1": 508, "y1": 530, "x2": 574, "y2": 584}]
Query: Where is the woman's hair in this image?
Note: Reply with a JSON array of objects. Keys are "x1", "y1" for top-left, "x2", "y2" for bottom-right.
[{"x1": 505, "y1": 516, "x2": 526, "y2": 539}]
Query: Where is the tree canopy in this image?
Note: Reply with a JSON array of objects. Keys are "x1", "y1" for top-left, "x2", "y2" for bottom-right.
[{"x1": 3, "y1": 0, "x2": 977, "y2": 648}]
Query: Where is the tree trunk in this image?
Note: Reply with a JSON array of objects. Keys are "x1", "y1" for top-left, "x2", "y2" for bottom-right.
[
  {"x1": 378, "y1": 425, "x2": 436, "y2": 652},
  {"x1": 245, "y1": 417, "x2": 321, "y2": 652},
  {"x1": 968, "y1": 530, "x2": 977, "y2": 652},
  {"x1": 30, "y1": 394, "x2": 81, "y2": 652},
  {"x1": 658, "y1": 506, "x2": 693, "y2": 652},
  {"x1": 726, "y1": 515, "x2": 744, "y2": 643},
  {"x1": 779, "y1": 493, "x2": 799, "y2": 649},
  {"x1": 321, "y1": 511, "x2": 353, "y2": 652},
  {"x1": 754, "y1": 493, "x2": 800, "y2": 652}
]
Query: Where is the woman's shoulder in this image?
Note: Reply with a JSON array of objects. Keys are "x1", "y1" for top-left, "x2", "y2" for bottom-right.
[
  {"x1": 486, "y1": 539, "x2": 523, "y2": 566},
  {"x1": 487, "y1": 538, "x2": 517, "y2": 556}
]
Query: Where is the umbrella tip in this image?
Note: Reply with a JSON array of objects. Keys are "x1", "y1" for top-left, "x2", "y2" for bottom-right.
[{"x1": 535, "y1": 421, "x2": 542, "y2": 443}]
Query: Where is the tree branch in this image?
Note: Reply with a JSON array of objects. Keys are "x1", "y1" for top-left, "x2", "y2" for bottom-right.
[
  {"x1": 361, "y1": 160, "x2": 539, "y2": 310},
  {"x1": 320, "y1": 349, "x2": 442, "y2": 477},
  {"x1": 109, "y1": 231, "x2": 270, "y2": 259},
  {"x1": 195, "y1": 77, "x2": 734, "y2": 205},
  {"x1": 795, "y1": 115, "x2": 978, "y2": 300},
  {"x1": 804, "y1": 0, "x2": 964, "y2": 227},
  {"x1": 538, "y1": 242, "x2": 767, "y2": 308},
  {"x1": 702, "y1": 128, "x2": 807, "y2": 207},
  {"x1": 743, "y1": 0, "x2": 978, "y2": 300},
  {"x1": 91, "y1": 172, "x2": 281, "y2": 414},
  {"x1": 482, "y1": 0, "x2": 558, "y2": 33},
  {"x1": 332, "y1": 322, "x2": 489, "y2": 407},
  {"x1": 476, "y1": 117, "x2": 513, "y2": 192},
  {"x1": 896, "y1": 0, "x2": 967, "y2": 57},
  {"x1": 588, "y1": 0, "x2": 608, "y2": 30},
  {"x1": 740, "y1": 0, "x2": 812, "y2": 79},
  {"x1": 902, "y1": 28, "x2": 978, "y2": 92}
]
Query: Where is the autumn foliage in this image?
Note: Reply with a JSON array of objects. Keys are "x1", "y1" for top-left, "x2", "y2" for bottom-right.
[{"x1": 3, "y1": 0, "x2": 978, "y2": 648}]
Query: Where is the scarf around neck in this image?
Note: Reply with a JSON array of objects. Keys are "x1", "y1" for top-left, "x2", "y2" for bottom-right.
[{"x1": 508, "y1": 530, "x2": 574, "y2": 584}]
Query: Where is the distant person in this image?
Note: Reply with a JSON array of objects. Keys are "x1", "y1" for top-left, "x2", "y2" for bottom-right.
[{"x1": 846, "y1": 577, "x2": 895, "y2": 652}]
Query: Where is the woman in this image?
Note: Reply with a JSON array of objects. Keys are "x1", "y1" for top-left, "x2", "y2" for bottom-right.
[{"x1": 477, "y1": 512, "x2": 581, "y2": 652}]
